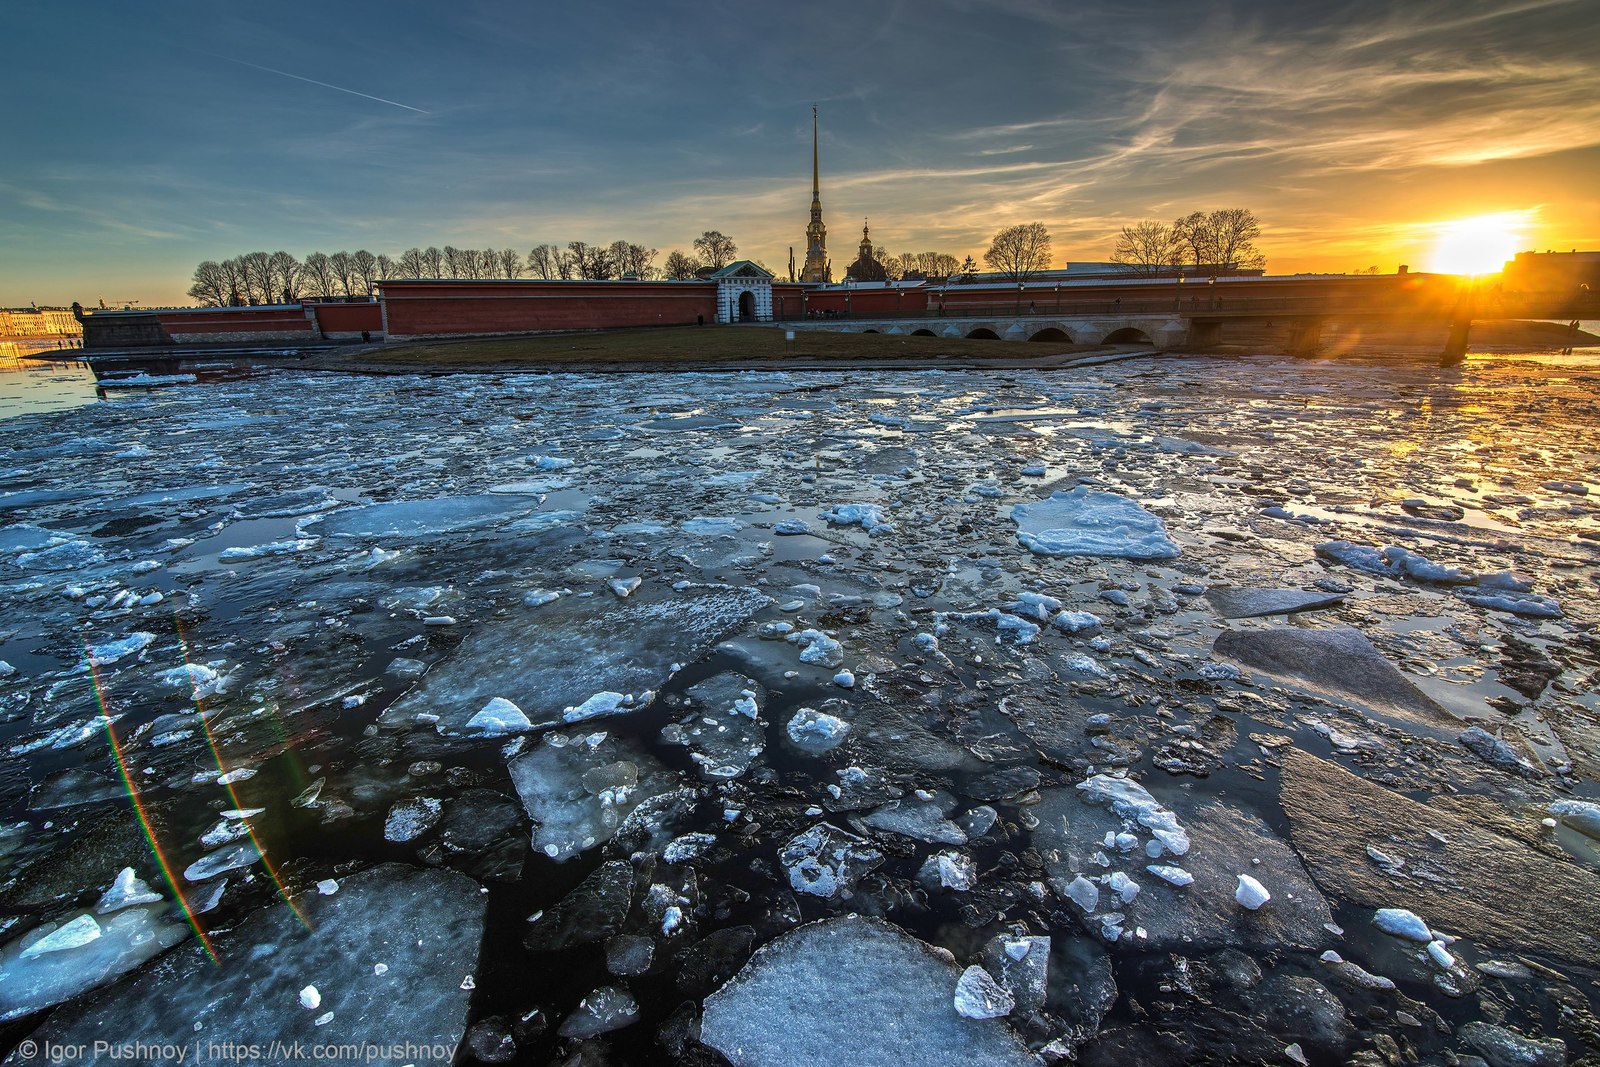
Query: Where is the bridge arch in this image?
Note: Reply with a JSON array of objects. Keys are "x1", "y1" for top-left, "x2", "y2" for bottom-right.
[
  {"x1": 967, "y1": 327, "x2": 1000, "y2": 340},
  {"x1": 911, "y1": 328, "x2": 935, "y2": 336},
  {"x1": 1029, "y1": 327, "x2": 1070, "y2": 342},
  {"x1": 862, "y1": 328, "x2": 880, "y2": 334},
  {"x1": 1103, "y1": 326, "x2": 1153, "y2": 345}
]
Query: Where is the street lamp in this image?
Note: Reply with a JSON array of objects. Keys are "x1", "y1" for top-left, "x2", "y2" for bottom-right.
[
  {"x1": 1175, "y1": 274, "x2": 1185, "y2": 310},
  {"x1": 1016, "y1": 281, "x2": 1025, "y2": 314},
  {"x1": 1209, "y1": 276, "x2": 1216, "y2": 309}
]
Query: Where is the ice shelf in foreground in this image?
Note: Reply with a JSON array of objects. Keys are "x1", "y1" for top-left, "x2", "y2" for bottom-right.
[{"x1": 700, "y1": 915, "x2": 1037, "y2": 1067}]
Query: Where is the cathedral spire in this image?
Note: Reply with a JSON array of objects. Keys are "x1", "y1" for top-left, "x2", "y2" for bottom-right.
[{"x1": 800, "y1": 107, "x2": 830, "y2": 283}]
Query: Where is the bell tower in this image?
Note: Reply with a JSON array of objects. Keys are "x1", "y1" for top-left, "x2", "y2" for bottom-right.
[{"x1": 800, "y1": 107, "x2": 830, "y2": 283}]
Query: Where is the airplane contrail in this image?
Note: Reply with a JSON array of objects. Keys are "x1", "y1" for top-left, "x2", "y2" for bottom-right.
[{"x1": 220, "y1": 55, "x2": 429, "y2": 114}]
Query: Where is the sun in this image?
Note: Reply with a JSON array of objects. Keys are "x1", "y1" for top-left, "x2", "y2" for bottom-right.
[{"x1": 1424, "y1": 213, "x2": 1528, "y2": 275}]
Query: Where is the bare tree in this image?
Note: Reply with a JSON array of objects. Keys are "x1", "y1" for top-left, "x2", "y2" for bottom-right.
[
  {"x1": 398, "y1": 247, "x2": 425, "y2": 278},
  {"x1": 497, "y1": 248, "x2": 523, "y2": 279},
  {"x1": 238, "y1": 251, "x2": 273, "y2": 304},
  {"x1": 187, "y1": 261, "x2": 229, "y2": 306},
  {"x1": 302, "y1": 252, "x2": 337, "y2": 298},
  {"x1": 351, "y1": 250, "x2": 379, "y2": 296},
  {"x1": 566, "y1": 241, "x2": 615, "y2": 280},
  {"x1": 442, "y1": 246, "x2": 463, "y2": 278},
  {"x1": 983, "y1": 223, "x2": 1052, "y2": 284},
  {"x1": 422, "y1": 246, "x2": 444, "y2": 278},
  {"x1": 527, "y1": 244, "x2": 559, "y2": 279},
  {"x1": 693, "y1": 230, "x2": 737, "y2": 270},
  {"x1": 218, "y1": 257, "x2": 248, "y2": 304},
  {"x1": 327, "y1": 251, "x2": 356, "y2": 296},
  {"x1": 1173, "y1": 209, "x2": 1266, "y2": 273},
  {"x1": 662, "y1": 250, "x2": 701, "y2": 280},
  {"x1": 268, "y1": 251, "x2": 301, "y2": 302},
  {"x1": 1110, "y1": 220, "x2": 1185, "y2": 276},
  {"x1": 374, "y1": 253, "x2": 395, "y2": 283}
]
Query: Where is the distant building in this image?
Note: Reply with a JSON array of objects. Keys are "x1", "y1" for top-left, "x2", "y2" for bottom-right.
[
  {"x1": 0, "y1": 306, "x2": 82, "y2": 337},
  {"x1": 843, "y1": 220, "x2": 887, "y2": 283}
]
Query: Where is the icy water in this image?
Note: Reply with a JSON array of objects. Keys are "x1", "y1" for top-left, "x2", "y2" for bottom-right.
[{"x1": 1, "y1": 351, "x2": 1598, "y2": 1066}]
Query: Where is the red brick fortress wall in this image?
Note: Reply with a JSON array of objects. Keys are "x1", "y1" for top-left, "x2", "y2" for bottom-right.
[{"x1": 379, "y1": 280, "x2": 720, "y2": 340}]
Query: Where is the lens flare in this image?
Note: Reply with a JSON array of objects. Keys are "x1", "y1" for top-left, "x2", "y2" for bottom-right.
[
  {"x1": 84, "y1": 640, "x2": 219, "y2": 965},
  {"x1": 172, "y1": 611, "x2": 311, "y2": 930}
]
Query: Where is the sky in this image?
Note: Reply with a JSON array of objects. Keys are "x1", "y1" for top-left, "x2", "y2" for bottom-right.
[{"x1": 3, "y1": 0, "x2": 1598, "y2": 307}]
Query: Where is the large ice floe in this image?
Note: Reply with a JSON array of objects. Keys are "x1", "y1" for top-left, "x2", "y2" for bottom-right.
[
  {"x1": 383, "y1": 586, "x2": 770, "y2": 735},
  {"x1": 14, "y1": 865, "x2": 486, "y2": 1063},
  {"x1": 1011, "y1": 487, "x2": 1180, "y2": 559},
  {"x1": 701, "y1": 916, "x2": 1037, "y2": 1067}
]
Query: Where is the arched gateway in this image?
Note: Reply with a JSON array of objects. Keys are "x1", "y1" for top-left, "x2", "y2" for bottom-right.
[{"x1": 712, "y1": 261, "x2": 775, "y2": 323}]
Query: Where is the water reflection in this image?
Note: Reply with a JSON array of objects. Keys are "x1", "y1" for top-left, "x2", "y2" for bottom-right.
[{"x1": 0, "y1": 353, "x2": 99, "y2": 420}]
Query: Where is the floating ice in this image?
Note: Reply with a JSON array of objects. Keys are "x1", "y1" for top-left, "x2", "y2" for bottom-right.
[
  {"x1": 184, "y1": 841, "x2": 261, "y2": 882},
  {"x1": 779, "y1": 824, "x2": 883, "y2": 898},
  {"x1": 310, "y1": 494, "x2": 542, "y2": 539},
  {"x1": 1235, "y1": 874, "x2": 1271, "y2": 910},
  {"x1": 819, "y1": 502, "x2": 892, "y2": 534},
  {"x1": 954, "y1": 965, "x2": 1014, "y2": 1019},
  {"x1": 701, "y1": 916, "x2": 1036, "y2": 1067},
  {"x1": 1077, "y1": 774, "x2": 1190, "y2": 855},
  {"x1": 1548, "y1": 800, "x2": 1600, "y2": 839},
  {"x1": 786, "y1": 629, "x2": 844, "y2": 669},
  {"x1": 95, "y1": 869, "x2": 163, "y2": 914},
  {"x1": 385, "y1": 588, "x2": 769, "y2": 735},
  {"x1": 384, "y1": 797, "x2": 444, "y2": 843},
  {"x1": 0, "y1": 902, "x2": 187, "y2": 1023},
  {"x1": 219, "y1": 538, "x2": 317, "y2": 562},
  {"x1": 1373, "y1": 908, "x2": 1432, "y2": 942},
  {"x1": 87, "y1": 633, "x2": 155, "y2": 666},
  {"x1": 785, "y1": 707, "x2": 849, "y2": 753},
  {"x1": 683, "y1": 516, "x2": 743, "y2": 536},
  {"x1": 1012, "y1": 487, "x2": 1180, "y2": 559},
  {"x1": 559, "y1": 986, "x2": 639, "y2": 1038},
  {"x1": 16, "y1": 865, "x2": 486, "y2": 1059},
  {"x1": 462, "y1": 697, "x2": 534, "y2": 736},
  {"x1": 1146, "y1": 864, "x2": 1195, "y2": 887},
  {"x1": 508, "y1": 731, "x2": 677, "y2": 862}
]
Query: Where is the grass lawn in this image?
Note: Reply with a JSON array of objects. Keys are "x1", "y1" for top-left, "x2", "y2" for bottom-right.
[{"x1": 341, "y1": 325, "x2": 1093, "y2": 368}]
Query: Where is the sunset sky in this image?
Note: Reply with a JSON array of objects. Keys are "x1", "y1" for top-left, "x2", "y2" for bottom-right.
[{"x1": 3, "y1": 0, "x2": 1597, "y2": 307}]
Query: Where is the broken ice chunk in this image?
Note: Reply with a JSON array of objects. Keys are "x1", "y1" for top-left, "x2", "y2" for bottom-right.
[
  {"x1": 1076, "y1": 774, "x2": 1190, "y2": 855},
  {"x1": 509, "y1": 732, "x2": 677, "y2": 862},
  {"x1": 1235, "y1": 874, "x2": 1270, "y2": 910},
  {"x1": 1548, "y1": 800, "x2": 1600, "y2": 839},
  {"x1": 786, "y1": 629, "x2": 844, "y2": 668},
  {"x1": 700, "y1": 915, "x2": 1036, "y2": 1067},
  {"x1": 384, "y1": 797, "x2": 444, "y2": 843},
  {"x1": 779, "y1": 824, "x2": 883, "y2": 898},
  {"x1": 19, "y1": 915, "x2": 102, "y2": 959},
  {"x1": 1062, "y1": 875, "x2": 1100, "y2": 913},
  {"x1": 1012, "y1": 487, "x2": 1180, "y2": 560},
  {"x1": 95, "y1": 869, "x2": 163, "y2": 914},
  {"x1": 786, "y1": 707, "x2": 849, "y2": 753},
  {"x1": 1373, "y1": 908, "x2": 1432, "y2": 943},
  {"x1": 954, "y1": 965, "x2": 1014, "y2": 1019},
  {"x1": 558, "y1": 987, "x2": 639, "y2": 1038},
  {"x1": 1146, "y1": 864, "x2": 1195, "y2": 888},
  {"x1": 461, "y1": 697, "x2": 534, "y2": 736},
  {"x1": 918, "y1": 851, "x2": 978, "y2": 891},
  {"x1": 184, "y1": 842, "x2": 261, "y2": 882}
]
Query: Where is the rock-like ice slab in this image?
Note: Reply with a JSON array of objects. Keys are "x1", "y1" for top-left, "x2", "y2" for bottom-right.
[
  {"x1": 309, "y1": 494, "x2": 543, "y2": 540},
  {"x1": 385, "y1": 587, "x2": 770, "y2": 735},
  {"x1": 508, "y1": 731, "x2": 679, "y2": 861},
  {"x1": 15, "y1": 865, "x2": 485, "y2": 1063},
  {"x1": 1204, "y1": 587, "x2": 1346, "y2": 619},
  {"x1": 1212, "y1": 625, "x2": 1448, "y2": 724},
  {"x1": 701, "y1": 915, "x2": 1036, "y2": 1067},
  {"x1": 1012, "y1": 487, "x2": 1179, "y2": 559},
  {"x1": 778, "y1": 824, "x2": 883, "y2": 898}
]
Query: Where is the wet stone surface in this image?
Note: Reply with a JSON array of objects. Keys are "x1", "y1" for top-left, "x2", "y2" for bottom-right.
[{"x1": 0, "y1": 353, "x2": 1597, "y2": 1064}]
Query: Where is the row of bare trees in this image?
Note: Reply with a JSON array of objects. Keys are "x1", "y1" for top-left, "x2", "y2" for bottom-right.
[
  {"x1": 1110, "y1": 209, "x2": 1267, "y2": 276},
  {"x1": 186, "y1": 231, "x2": 744, "y2": 306}
]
